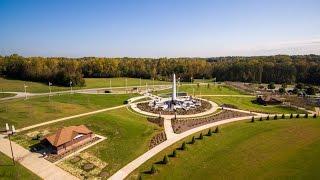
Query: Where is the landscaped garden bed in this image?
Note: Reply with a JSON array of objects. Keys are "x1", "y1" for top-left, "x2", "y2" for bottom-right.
[
  {"x1": 149, "y1": 131, "x2": 167, "y2": 149},
  {"x1": 171, "y1": 110, "x2": 251, "y2": 133},
  {"x1": 136, "y1": 100, "x2": 212, "y2": 115}
]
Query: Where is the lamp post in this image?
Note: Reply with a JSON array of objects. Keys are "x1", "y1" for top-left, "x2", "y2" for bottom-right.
[
  {"x1": 24, "y1": 84, "x2": 28, "y2": 100},
  {"x1": 48, "y1": 82, "x2": 52, "y2": 95},
  {"x1": 69, "y1": 81, "x2": 73, "y2": 94},
  {"x1": 5, "y1": 123, "x2": 16, "y2": 165},
  {"x1": 125, "y1": 78, "x2": 128, "y2": 94}
]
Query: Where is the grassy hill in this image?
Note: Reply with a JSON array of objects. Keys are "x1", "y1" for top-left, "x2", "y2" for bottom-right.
[{"x1": 129, "y1": 118, "x2": 320, "y2": 179}]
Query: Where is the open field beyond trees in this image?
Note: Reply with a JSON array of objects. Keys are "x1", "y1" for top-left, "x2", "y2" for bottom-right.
[
  {"x1": 0, "y1": 93, "x2": 136, "y2": 129},
  {"x1": 129, "y1": 118, "x2": 320, "y2": 180},
  {"x1": 12, "y1": 108, "x2": 162, "y2": 178},
  {"x1": 0, "y1": 152, "x2": 40, "y2": 180},
  {"x1": 204, "y1": 96, "x2": 307, "y2": 114},
  {"x1": 0, "y1": 77, "x2": 169, "y2": 93}
]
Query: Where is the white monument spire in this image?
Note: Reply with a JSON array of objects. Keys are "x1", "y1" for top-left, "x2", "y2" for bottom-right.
[{"x1": 172, "y1": 73, "x2": 177, "y2": 101}]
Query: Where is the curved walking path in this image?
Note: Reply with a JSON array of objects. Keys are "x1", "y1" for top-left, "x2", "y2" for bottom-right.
[{"x1": 0, "y1": 134, "x2": 78, "y2": 180}]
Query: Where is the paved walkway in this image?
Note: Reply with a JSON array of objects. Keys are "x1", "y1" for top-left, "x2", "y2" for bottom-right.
[
  {"x1": 198, "y1": 94, "x2": 255, "y2": 97},
  {"x1": 0, "y1": 134, "x2": 78, "y2": 180},
  {"x1": 163, "y1": 118, "x2": 176, "y2": 139},
  {"x1": 17, "y1": 105, "x2": 127, "y2": 132},
  {"x1": 108, "y1": 115, "x2": 253, "y2": 180}
]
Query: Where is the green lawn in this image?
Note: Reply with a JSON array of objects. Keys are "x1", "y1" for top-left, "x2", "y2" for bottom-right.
[
  {"x1": 0, "y1": 77, "x2": 169, "y2": 93},
  {"x1": 129, "y1": 118, "x2": 320, "y2": 180},
  {"x1": 0, "y1": 152, "x2": 40, "y2": 180},
  {"x1": 12, "y1": 108, "x2": 162, "y2": 179},
  {"x1": 0, "y1": 93, "x2": 136, "y2": 129},
  {"x1": 155, "y1": 84, "x2": 246, "y2": 96},
  {"x1": 204, "y1": 96, "x2": 306, "y2": 114},
  {"x1": 0, "y1": 93, "x2": 16, "y2": 98}
]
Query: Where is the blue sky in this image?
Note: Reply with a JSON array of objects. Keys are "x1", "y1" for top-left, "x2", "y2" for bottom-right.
[{"x1": 0, "y1": 0, "x2": 319, "y2": 57}]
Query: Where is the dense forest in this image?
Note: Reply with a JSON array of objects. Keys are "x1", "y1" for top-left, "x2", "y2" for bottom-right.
[{"x1": 0, "y1": 54, "x2": 319, "y2": 86}]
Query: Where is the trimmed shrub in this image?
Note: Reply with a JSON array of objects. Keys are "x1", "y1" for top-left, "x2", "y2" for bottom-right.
[
  {"x1": 251, "y1": 116, "x2": 255, "y2": 123},
  {"x1": 199, "y1": 133, "x2": 203, "y2": 140},
  {"x1": 274, "y1": 115, "x2": 278, "y2": 120},
  {"x1": 190, "y1": 136, "x2": 195, "y2": 144},
  {"x1": 150, "y1": 165, "x2": 156, "y2": 174},
  {"x1": 181, "y1": 142, "x2": 186, "y2": 150},
  {"x1": 172, "y1": 150, "x2": 177, "y2": 157},
  {"x1": 313, "y1": 114, "x2": 317, "y2": 118},
  {"x1": 281, "y1": 114, "x2": 285, "y2": 119},
  {"x1": 266, "y1": 115, "x2": 270, "y2": 120},
  {"x1": 162, "y1": 155, "x2": 169, "y2": 164},
  {"x1": 296, "y1": 114, "x2": 300, "y2": 118},
  {"x1": 207, "y1": 129, "x2": 212, "y2": 136},
  {"x1": 304, "y1": 113, "x2": 308, "y2": 118},
  {"x1": 214, "y1": 126, "x2": 220, "y2": 133},
  {"x1": 290, "y1": 113, "x2": 293, "y2": 119},
  {"x1": 259, "y1": 117, "x2": 263, "y2": 121}
]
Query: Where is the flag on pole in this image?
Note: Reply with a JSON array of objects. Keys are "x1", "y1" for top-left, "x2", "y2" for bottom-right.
[
  {"x1": 49, "y1": 82, "x2": 52, "y2": 86},
  {"x1": 5, "y1": 123, "x2": 9, "y2": 131},
  {"x1": 69, "y1": 81, "x2": 73, "y2": 86}
]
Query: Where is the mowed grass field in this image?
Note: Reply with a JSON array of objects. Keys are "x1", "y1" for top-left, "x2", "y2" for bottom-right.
[
  {"x1": 12, "y1": 108, "x2": 162, "y2": 178},
  {"x1": 204, "y1": 96, "x2": 306, "y2": 114},
  {"x1": 155, "y1": 84, "x2": 247, "y2": 96},
  {"x1": 0, "y1": 77, "x2": 170, "y2": 93},
  {"x1": 0, "y1": 93, "x2": 135, "y2": 129},
  {"x1": 0, "y1": 152, "x2": 40, "y2": 180},
  {"x1": 129, "y1": 118, "x2": 320, "y2": 180}
]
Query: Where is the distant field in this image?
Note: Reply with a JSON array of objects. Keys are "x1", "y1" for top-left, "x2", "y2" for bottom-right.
[
  {"x1": 12, "y1": 108, "x2": 161, "y2": 179},
  {"x1": 129, "y1": 118, "x2": 320, "y2": 180},
  {"x1": 0, "y1": 93, "x2": 16, "y2": 98},
  {"x1": 155, "y1": 84, "x2": 247, "y2": 96},
  {"x1": 0, "y1": 93, "x2": 136, "y2": 129},
  {"x1": 0, "y1": 152, "x2": 40, "y2": 180},
  {"x1": 0, "y1": 77, "x2": 170, "y2": 93},
  {"x1": 204, "y1": 96, "x2": 306, "y2": 114}
]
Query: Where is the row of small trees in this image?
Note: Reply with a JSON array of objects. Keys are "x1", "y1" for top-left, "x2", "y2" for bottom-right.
[
  {"x1": 143, "y1": 126, "x2": 220, "y2": 177},
  {"x1": 251, "y1": 113, "x2": 317, "y2": 122}
]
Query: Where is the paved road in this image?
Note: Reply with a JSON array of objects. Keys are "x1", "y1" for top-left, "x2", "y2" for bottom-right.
[{"x1": 0, "y1": 134, "x2": 78, "y2": 180}]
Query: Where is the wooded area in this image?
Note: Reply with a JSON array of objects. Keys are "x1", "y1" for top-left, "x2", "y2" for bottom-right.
[{"x1": 0, "y1": 54, "x2": 319, "y2": 86}]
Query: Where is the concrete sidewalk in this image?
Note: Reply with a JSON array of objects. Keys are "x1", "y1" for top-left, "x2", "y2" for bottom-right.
[{"x1": 0, "y1": 134, "x2": 78, "y2": 180}]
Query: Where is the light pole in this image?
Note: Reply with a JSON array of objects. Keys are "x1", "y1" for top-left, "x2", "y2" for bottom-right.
[
  {"x1": 152, "y1": 78, "x2": 154, "y2": 90},
  {"x1": 69, "y1": 81, "x2": 73, "y2": 94},
  {"x1": 109, "y1": 79, "x2": 112, "y2": 91},
  {"x1": 24, "y1": 83, "x2": 28, "y2": 100},
  {"x1": 5, "y1": 123, "x2": 16, "y2": 165},
  {"x1": 48, "y1": 82, "x2": 52, "y2": 95},
  {"x1": 125, "y1": 78, "x2": 128, "y2": 94}
]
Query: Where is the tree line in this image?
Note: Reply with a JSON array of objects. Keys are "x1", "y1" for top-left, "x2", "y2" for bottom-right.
[{"x1": 0, "y1": 54, "x2": 319, "y2": 86}]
